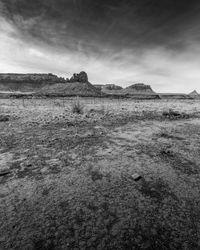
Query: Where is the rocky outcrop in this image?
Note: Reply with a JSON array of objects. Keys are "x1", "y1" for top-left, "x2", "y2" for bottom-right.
[{"x1": 69, "y1": 71, "x2": 88, "y2": 83}]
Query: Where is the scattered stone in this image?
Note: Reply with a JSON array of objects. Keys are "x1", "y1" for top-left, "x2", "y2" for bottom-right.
[
  {"x1": 141, "y1": 240, "x2": 151, "y2": 249},
  {"x1": 0, "y1": 115, "x2": 9, "y2": 122},
  {"x1": 131, "y1": 173, "x2": 142, "y2": 181},
  {"x1": 0, "y1": 170, "x2": 11, "y2": 176},
  {"x1": 91, "y1": 170, "x2": 103, "y2": 181}
]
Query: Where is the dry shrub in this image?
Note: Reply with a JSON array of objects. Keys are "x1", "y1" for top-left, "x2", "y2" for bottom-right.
[
  {"x1": 162, "y1": 109, "x2": 189, "y2": 119},
  {"x1": 71, "y1": 97, "x2": 84, "y2": 114}
]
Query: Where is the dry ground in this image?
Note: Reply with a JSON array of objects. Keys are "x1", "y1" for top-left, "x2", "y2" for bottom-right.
[{"x1": 0, "y1": 98, "x2": 200, "y2": 250}]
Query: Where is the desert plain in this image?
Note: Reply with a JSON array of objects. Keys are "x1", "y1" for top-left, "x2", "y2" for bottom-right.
[{"x1": 0, "y1": 97, "x2": 200, "y2": 249}]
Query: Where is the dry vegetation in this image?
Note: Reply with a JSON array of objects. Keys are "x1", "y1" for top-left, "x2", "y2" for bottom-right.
[{"x1": 0, "y1": 98, "x2": 200, "y2": 249}]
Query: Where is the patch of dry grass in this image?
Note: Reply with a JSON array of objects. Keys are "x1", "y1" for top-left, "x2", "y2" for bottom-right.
[{"x1": 71, "y1": 97, "x2": 85, "y2": 114}]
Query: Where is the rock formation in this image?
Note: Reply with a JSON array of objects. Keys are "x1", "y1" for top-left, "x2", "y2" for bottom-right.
[
  {"x1": 121, "y1": 83, "x2": 160, "y2": 99},
  {"x1": 39, "y1": 71, "x2": 102, "y2": 97},
  {"x1": 69, "y1": 71, "x2": 88, "y2": 83},
  {"x1": 125, "y1": 83, "x2": 154, "y2": 93}
]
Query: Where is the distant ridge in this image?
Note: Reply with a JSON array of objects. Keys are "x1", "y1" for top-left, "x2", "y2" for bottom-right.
[
  {"x1": 95, "y1": 83, "x2": 160, "y2": 99},
  {"x1": 158, "y1": 93, "x2": 193, "y2": 99},
  {"x1": 0, "y1": 72, "x2": 199, "y2": 99},
  {"x1": 0, "y1": 73, "x2": 67, "y2": 92}
]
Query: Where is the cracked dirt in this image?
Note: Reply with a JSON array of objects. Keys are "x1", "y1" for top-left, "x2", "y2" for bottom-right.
[{"x1": 0, "y1": 98, "x2": 200, "y2": 249}]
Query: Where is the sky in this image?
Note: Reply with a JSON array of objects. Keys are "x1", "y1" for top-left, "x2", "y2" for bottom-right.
[{"x1": 0, "y1": 0, "x2": 200, "y2": 92}]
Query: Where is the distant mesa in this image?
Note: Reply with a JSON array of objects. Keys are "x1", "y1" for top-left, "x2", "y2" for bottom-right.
[
  {"x1": 159, "y1": 89, "x2": 199, "y2": 100},
  {"x1": 122, "y1": 83, "x2": 160, "y2": 99},
  {"x1": 0, "y1": 73, "x2": 66, "y2": 92},
  {"x1": 96, "y1": 82, "x2": 160, "y2": 99},
  {"x1": 125, "y1": 83, "x2": 155, "y2": 93},
  {"x1": 0, "y1": 73, "x2": 66, "y2": 84}
]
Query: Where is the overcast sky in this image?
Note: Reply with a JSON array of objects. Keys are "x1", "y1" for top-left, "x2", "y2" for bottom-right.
[{"x1": 0, "y1": 0, "x2": 200, "y2": 92}]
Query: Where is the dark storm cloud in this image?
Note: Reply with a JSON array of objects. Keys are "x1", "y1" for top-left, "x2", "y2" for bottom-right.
[
  {"x1": 1, "y1": 0, "x2": 200, "y2": 55},
  {"x1": 1, "y1": 0, "x2": 200, "y2": 93}
]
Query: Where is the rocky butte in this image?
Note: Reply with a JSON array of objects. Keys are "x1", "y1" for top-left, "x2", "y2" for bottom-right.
[{"x1": 39, "y1": 71, "x2": 102, "y2": 97}]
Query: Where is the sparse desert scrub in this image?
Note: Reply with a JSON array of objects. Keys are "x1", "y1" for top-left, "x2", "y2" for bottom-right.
[
  {"x1": 162, "y1": 109, "x2": 190, "y2": 119},
  {"x1": 71, "y1": 97, "x2": 85, "y2": 114},
  {"x1": 1, "y1": 98, "x2": 200, "y2": 249}
]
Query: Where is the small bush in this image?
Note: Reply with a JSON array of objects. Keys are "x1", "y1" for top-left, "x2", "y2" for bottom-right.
[
  {"x1": 71, "y1": 97, "x2": 84, "y2": 114},
  {"x1": 162, "y1": 109, "x2": 189, "y2": 120}
]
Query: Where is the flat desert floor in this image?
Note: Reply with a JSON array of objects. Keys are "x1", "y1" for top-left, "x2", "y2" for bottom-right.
[{"x1": 0, "y1": 98, "x2": 200, "y2": 250}]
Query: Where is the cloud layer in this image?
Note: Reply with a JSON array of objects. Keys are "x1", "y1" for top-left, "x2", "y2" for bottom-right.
[{"x1": 1, "y1": 0, "x2": 200, "y2": 92}]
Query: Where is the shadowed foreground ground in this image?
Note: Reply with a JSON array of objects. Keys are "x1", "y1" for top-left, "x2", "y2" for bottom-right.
[{"x1": 0, "y1": 99, "x2": 200, "y2": 250}]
